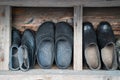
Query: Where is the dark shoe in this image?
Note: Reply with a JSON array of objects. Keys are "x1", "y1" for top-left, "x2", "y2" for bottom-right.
[
  {"x1": 96, "y1": 21, "x2": 118, "y2": 70},
  {"x1": 9, "y1": 28, "x2": 21, "y2": 71},
  {"x1": 36, "y1": 21, "x2": 55, "y2": 69},
  {"x1": 83, "y1": 22, "x2": 101, "y2": 70},
  {"x1": 116, "y1": 38, "x2": 120, "y2": 69},
  {"x1": 55, "y1": 22, "x2": 73, "y2": 69},
  {"x1": 19, "y1": 29, "x2": 35, "y2": 71}
]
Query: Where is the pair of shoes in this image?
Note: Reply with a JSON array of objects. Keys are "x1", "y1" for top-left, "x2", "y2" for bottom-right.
[
  {"x1": 9, "y1": 28, "x2": 35, "y2": 71},
  {"x1": 83, "y1": 21, "x2": 118, "y2": 70},
  {"x1": 36, "y1": 21, "x2": 73, "y2": 69}
]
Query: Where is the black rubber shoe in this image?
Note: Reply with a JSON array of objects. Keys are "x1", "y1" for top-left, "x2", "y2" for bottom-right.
[
  {"x1": 96, "y1": 21, "x2": 118, "y2": 70},
  {"x1": 83, "y1": 22, "x2": 101, "y2": 70}
]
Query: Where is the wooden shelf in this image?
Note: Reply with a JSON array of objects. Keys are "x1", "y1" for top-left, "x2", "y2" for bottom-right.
[
  {"x1": 0, "y1": 70, "x2": 120, "y2": 80},
  {"x1": 0, "y1": 1, "x2": 120, "y2": 80},
  {"x1": 0, "y1": 70, "x2": 120, "y2": 76},
  {"x1": 0, "y1": 0, "x2": 120, "y2": 7}
]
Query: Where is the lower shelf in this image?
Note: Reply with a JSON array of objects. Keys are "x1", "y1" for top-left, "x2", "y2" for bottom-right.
[
  {"x1": 0, "y1": 70, "x2": 120, "y2": 76},
  {"x1": 0, "y1": 70, "x2": 120, "y2": 80}
]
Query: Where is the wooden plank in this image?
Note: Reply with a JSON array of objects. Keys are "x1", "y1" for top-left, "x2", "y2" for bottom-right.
[
  {"x1": 0, "y1": 6, "x2": 11, "y2": 70},
  {"x1": 0, "y1": 70, "x2": 120, "y2": 80},
  {"x1": 0, "y1": 6, "x2": 5, "y2": 70},
  {"x1": 0, "y1": 75, "x2": 110, "y2": 80},
  {"x1": 12, "y1": 7, "x2": 73, "y2": 32},
  {"x1": 83, "y1": 7, "x2": 120, "y2": 36},
  {"x1": 74, "y1": 6, "x2": 83, "y2": 70},
  {"x1": 3, "y1": 6, "x2": 11, "y2": 70},
  {"x1": 0, "y1": 70, "x2": 120, "y2": 76},
  {"x1": 0, "y1": 0, "x2": 120, "y2": 7}
]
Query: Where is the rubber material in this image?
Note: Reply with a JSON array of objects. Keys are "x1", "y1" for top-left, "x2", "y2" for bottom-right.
[
  {"x1": 9, "y1": 28, "x2": 21, "y2": 71},
  {"x1": 36, "y1": 21, "x2": 55, "y2": 69},
  {"x1": 97, "y1": 21, "x2": 118, "y2": 70},
  {"x1": 55, "y1": 22, "x2": 73, "y2": 69},
  {"x1": 19, "y1": 29, "x2": 35, "y2": 71},
  {"x1": 83, "y1": 22, "x2": 101, "y2": 70}
]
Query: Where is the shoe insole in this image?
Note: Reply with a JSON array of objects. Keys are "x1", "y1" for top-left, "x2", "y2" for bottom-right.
[
  {"x1": 85, "y1": 44, "x2": 99, "y2": 69},
  {"x1": 12, "y1": 47, "x2": 19, "y2": 69},
  {"x1": 38, "y1": 40, "x2": 53, "y2": 68},
  {"x1": 56, "y1": 40, "x2": 72, "y2": 68},
  {"x1": 101, "y1": 44, "x2": 114, "y2": 69}
]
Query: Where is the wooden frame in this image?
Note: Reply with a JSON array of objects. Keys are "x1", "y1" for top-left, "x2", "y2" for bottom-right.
[
  {"x1": 74, "y1": 5, "x2": 83, "y2": 70},
  {"x1": 0, "y1": 6, "x2": 11, "y2": 70},
  {"x1": 1, "y1": 5, "x2": 83, "y2": 71},
  {"x1": 0, "y1": 0, "x2": 120, "y2": 80},
  {"x1": 0, "y1": 0, "x2": 120, "y2": 7}
]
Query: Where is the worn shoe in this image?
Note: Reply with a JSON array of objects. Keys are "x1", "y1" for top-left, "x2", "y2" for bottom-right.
[
  {"x1": 83, "y1": 22, "x2": 101, "y2": 70},
  {"x1": 55, "y1": 22, "x2": 73, "y2": 69},
  {"x1": 116, "y1": 38, "x2": 120, "y2": 69},
  {"x1": 19, "y1": 29, "x2": 35, "y2": 71},
  {"x1": 96, "y1": 21, "x2": 118, "y2": 70},
  {"x1": 9, "y1": 28, "x2": 21, "y2": 71},
  {"x1": 36, "y1": 21, "x2": 55, "y2": 69}
]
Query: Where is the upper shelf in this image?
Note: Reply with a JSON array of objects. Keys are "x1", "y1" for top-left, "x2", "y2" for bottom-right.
[{"x1": 0, "y1": 0, "x2": 120, "y2": 7}]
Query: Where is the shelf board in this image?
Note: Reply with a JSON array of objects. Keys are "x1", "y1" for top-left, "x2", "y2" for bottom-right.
[
  {"x1": 0, "y1": 70, "x2": 120, "y2": 76},
  {"x1": 0, "y1": 0, "x2": 120, "y2": 7}
]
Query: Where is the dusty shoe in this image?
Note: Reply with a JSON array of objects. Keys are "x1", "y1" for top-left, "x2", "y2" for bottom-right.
[
  {"x1": 19, "y1": 29, "x2": 35, "y2": 71},
  {"x1": 36, "y1": 21, "x2": 55, "y2": 69},
  {"x1": 55, "y1": 22, "x2": 73, "y2": 69},
  {"x1": 83, "y1": 22, "x2": 101, "y2": 70},
  {"x1": 116, "y1": 38, "x2": 120, "y2": 69},
  {"x1": 96, "y1": 21, "x2": 118, "y2": 70},
  {"x1": 9, "y1": 28, "x2": 21, "y2": 71}
]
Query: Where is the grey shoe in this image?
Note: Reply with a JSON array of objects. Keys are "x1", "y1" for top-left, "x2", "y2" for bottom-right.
[
  {"x1": 9, "y1": 28, "x2": 21, "y2": 71},
  {"x1": 19, "y1": 29, "x2": 35, "y2": 71},
  {"x1": 116, "y1": 38, "x2": 120, "y2": 69},
  {"x1": 55, "y1": 22, "x2": 73, "y2": 69},
  {"x1": 18, "y1": 45, "x2": 29, "y2": 71},
  {"x1": 36, "y1": 21, "x2": 55, "y2": 69}
]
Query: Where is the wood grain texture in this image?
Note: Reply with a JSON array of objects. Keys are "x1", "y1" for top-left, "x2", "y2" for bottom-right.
[
  {"x1": 0, "y1": 0, "x2": 120, "y2": 7},
  {"x1": 0, "y1": 6, "x2": 11, "y2": 70},
  {"x1": 74, "y1": 6, "x2": 83, "y2": 70},
  {"x1": 0, "y1": 75, "x2": 113, "y2": 80},
  {"x1": 0, "y1": 6, "x2": 5, "y2": 70},
  {"x1": 0, "y1": 70, "x2": 120, "y2": 80},
  {"x1": 83, "y1": 7, "x2": 120, "y2": 35},
  {"x1": 12, "y1": 7, "x2": 73, "y2": 32}
]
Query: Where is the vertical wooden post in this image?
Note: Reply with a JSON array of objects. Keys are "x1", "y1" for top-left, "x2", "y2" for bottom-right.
[
  {"x1": 4, "y1": 6, "x2": 11, "y2": 70},
  {"x1": 0, "y1": 6, "x2": 11, "y2": 70},
  {"x1": 74, "y1": 5, "x2": 83, "y2": 70}
]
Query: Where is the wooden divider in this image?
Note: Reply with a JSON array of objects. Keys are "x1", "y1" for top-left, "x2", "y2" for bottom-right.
[
  {"x1": 74, "y1": 5, "x2": 83, "y2": 70},
  {"x1": 0, "y1": 6, "x2": 11, "y2": 70}
]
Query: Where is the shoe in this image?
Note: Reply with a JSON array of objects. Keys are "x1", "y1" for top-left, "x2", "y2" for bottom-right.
[
  {"x1": 116, "y1": 38, "x2": 120, "y2": 69},
  {"x1": 19, "y1": 29, "x2": 35, "y2": 71},
  {"x1": 36, "y1": 21, "x2": 55, "y2": 69},
  {"x1": 9, "y1": 28, "x2": 21, "y2": 71},
  {"x1": 55, "y1": 22, "x2": 73, "y2": 69},
  {"x1": 96, "y1": 21, "x2": 118, "y2": 70},
  {"x1": 83, "y1": 22, "x2": 101, "y2": 70}
]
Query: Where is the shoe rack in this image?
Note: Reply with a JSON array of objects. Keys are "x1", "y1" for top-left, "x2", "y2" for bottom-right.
[{"x1": 0, "y1": 0, "x2": 120, "y2": 80}]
